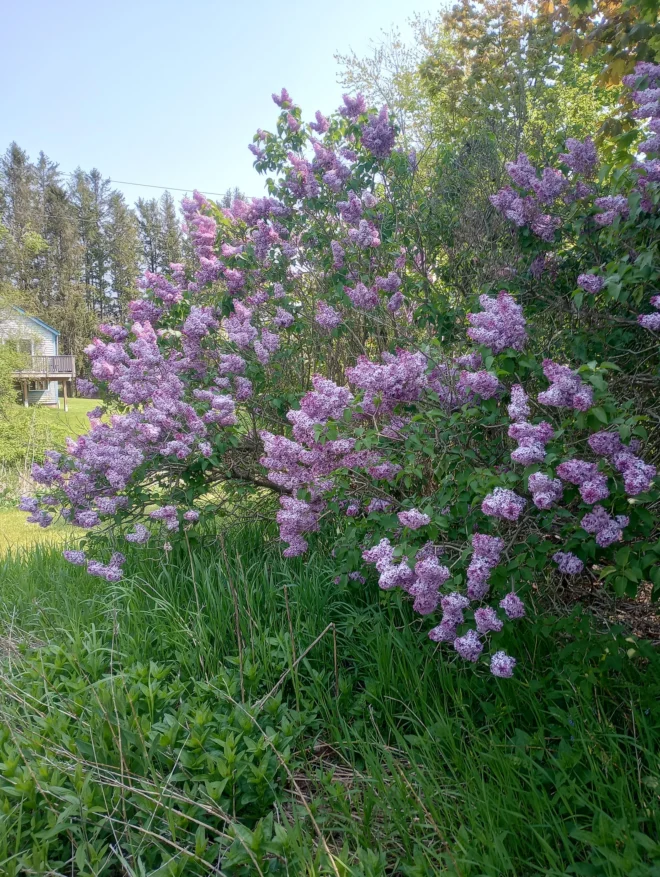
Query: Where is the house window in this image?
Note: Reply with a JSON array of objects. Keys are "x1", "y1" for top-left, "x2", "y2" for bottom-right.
[
  {"x1": 28, "y1": 380, "x2": 48, "y2": 391},
  {"x1": 2, "y1": 338, "x2": 33, "y2": 355}
]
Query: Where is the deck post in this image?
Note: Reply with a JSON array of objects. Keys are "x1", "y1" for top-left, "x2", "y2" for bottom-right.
[
  {"x1": 22, "y1": 380, "x2": 28, "y2": 408},
  {"x1": 62, "y1": 379, "x2": 68, "y2": 412}
]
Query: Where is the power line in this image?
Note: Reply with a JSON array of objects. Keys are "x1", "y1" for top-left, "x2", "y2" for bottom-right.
[
  {"x1": 63, "y1": 171, "x2": 234, "y2": 199},
  {"x1": 110, "y1": 179, "x2": 231, "y2": 198}
]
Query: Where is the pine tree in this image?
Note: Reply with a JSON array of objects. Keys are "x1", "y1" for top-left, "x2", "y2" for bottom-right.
[
  {"x1": 135, "y1": 196, "x2": 162, "y2": 273},
  {"x1": 159, "y1": 191, "x2": 182, "y2": 268},
  {"x1": 106, "y1": 192, "x2": 141, "y2": 321}
]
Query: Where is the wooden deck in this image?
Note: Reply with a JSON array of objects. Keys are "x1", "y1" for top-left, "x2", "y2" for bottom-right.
[
  {"x1": 13, "y1": 355, "x2": 76, "y2": 410},
  {"x1": 13, "y1": 354, "x2": 76, "y2": 379}
]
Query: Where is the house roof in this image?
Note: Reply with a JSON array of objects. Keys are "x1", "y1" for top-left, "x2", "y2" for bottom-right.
[{"x1": 10, "y1": 306, "x2": 60, "y2": 336}]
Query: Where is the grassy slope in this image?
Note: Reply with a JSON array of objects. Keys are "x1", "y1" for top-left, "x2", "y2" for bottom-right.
[
  {"x1": 0, "y1": 398, "x2": 92, "y2": 552},
  {"x1": 0, "y1": 526, "x2": 658, "y2": 874}
]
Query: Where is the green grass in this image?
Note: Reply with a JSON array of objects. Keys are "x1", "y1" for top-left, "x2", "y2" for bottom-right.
[
  {"x1": 0, "y1": 525, "x2": 658, "y2": 874},
  {"x1": 0, "y1": 396, "x2": 94, "y2": 468},
  {"x1": 0, "y1": 508, "x2": 81, "y2": 554}
]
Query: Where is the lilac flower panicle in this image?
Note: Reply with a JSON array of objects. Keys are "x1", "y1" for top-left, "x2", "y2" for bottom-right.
[
  {"x1": 125, "y1": 524, "x2": 150, "y2": 544},
  {"x1": 556, "y1": 459, "x2": 609, "y2": 504},
  {"x1": 528, "y1": 472, "x2": 563, "y2": 510},
  {"x1": 581, "y1": 505, "x2": 628, "y2": 547},
  {"x1": 429, "y1": 621, "x2": 458, "y2": 643},
  {"x1": 559, "y1": 137, "x2": 598, "y2": 175},
  {"x1": 460, "y1": 370, "x2": 501, "y2": 399},
  {"x1": 490, "y1": 651, "x2": 517, "y2": 678},
  {"x1": 63, "y1": 550, "x2": 86, "y2": 566},
  {"x1": 538, "y1": 360, "x2": 593, "y2": 412},
  {"x1": 315, "y1": 301, "x2": 342, "y2": 331},
  {"x1": 467, "y1": 534, "x2": 503, "y2": 600},
  {"x1": 467, "y1": 292, "x2": 527, "y2": 354},
  {"x1": 398, "y1": 509, "x2": 431, "y2": 530},
  {"x1": 454, "y1": 629, "x2": 483, "y2": 662},
  {"x1": 508, "y1": 385, "x2": 530, "y2": 422},
  {"x1": 481, "y1": 488, "x2": 526, "y2": 521},
  {"x1": 474, "y1": 607, "x2": 504, "y2": 634},
  {"x1": 361, "y1": 106, "x2": 396, "y2": 159},
  {"x1": 553, "y1": 551, "x2": 584, "y2": 575},
  {"x1": 577, "y1": 274, "x2": 605, "y2": 294},
  {"x1": 500, "y1": 592, "x2": 525, "y2": 619}
]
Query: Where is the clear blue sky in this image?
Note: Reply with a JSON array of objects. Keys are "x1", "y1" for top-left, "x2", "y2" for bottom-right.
[{"x1": 1, "y1": 0, "x2": 428, "y2": 205}]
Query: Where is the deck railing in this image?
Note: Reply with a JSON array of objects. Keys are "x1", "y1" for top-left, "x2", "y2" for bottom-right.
[{"x1": 13, "y1": 355, "x2": 76, "y2": 377}]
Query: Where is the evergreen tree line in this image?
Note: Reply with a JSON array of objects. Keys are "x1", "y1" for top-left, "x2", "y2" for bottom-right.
[{"x1": 0, "y1": 142, "x2": 243, "y2": 365}]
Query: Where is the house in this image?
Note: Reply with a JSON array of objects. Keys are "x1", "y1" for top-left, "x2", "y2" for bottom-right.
[{"x1": 0, "y1": 306, "x2": 76, "y2": 410}]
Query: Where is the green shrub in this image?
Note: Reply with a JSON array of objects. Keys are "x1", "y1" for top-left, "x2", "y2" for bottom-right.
[{"x1": 0, "y1": 633, "x2": 311, "y2": 876}]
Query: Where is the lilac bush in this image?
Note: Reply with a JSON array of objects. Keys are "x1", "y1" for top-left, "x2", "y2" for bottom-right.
[{"x1": 21, "y1": 70, "x2": 660, "y2": 678}]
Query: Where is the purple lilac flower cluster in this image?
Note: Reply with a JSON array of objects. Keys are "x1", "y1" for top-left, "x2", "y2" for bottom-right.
[
  {"x1": 556, "y1": 459, "x2": 609, "y2": 504},
  {"x1": 553, "y1": 551, "x2": 584, "y2": 575},
  {"x1": 466, "y1": 291, "x2": 527, "y2": 354},
  {"x1": 481, "y1": 488, "x2": 526, "y2": 521},
  {"x1": 466, "y1": 534, "x2": 504, "y2": 600},
  {"x1": 508, "y1": 420, "x2": 554, "y2": 465},
  {"x1": 638, "y1": 295, "x2": 660, "y2": 332},
  {"x1": 528, "y1": 472, "x2": 563, "y2": 510},
  {"x1": 588, "y1": 431, "x2": 656, "y2": 495},
  {"x1": 581, "y1": 505, "x2": 629, "y2": 548},
  {"x1": 537, "y1": 360, "x2": 593, "y2": 411}
]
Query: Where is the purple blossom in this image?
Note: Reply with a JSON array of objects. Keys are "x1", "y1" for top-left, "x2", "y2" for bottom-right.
[
  {"x1": 63, "y1": 550, "x2": 86, "y2": 566},
  {"x1": 310, "y1": 111, "x2": 329, "y2": 133},
  {"x1": 410, "y1": 557, "x2": 450, "y2": 615},
  {"x1": 345, "y1": 282, "x2": 379, "y2": 310},
  {"x1": 612, "y1": 450, "x2": 656, "y2": 495},
  {"x1": 454, "y1": 629, "x2": 483, "y2": 662},
  {"x1": 537, "y1": 360, "x2": 593, "y2": 412},
  {"x1": 507, "y1": 385, "x2": 530, "y2": 422},
  {"x1": 18, "y1": 496, "x2": 39, "y2": 513},
  {"x1": 474, "y1": 607, "x2": 504, "y2": 634},
  {"x1": 459, "y1": 370, "x2": 501, "y2": 399},
  {"x1": 556, "y1": 459, "x2": 609, "y2": 504},
  {"x1": 499, "y1": 592, "x2": 525, "y2": 619},
  {"x1": 234, "y1": 376, "x2": 253, "y2": 400},
  {"x1": 505, "y1": 153, "x2": 538, "y2": 189},
  {"x1": 315, "y1": 301, "x2": 342, "y2": 331},
  {"x1": 339, "y1": 93, "x2": 367, "y2": 120},
  {"x1": 348, "y1": 220, "x2": 381, "y2": 249},
  {"x1": 273, "y1": 307, "x2": 294, "y2": 329},
  {"x1": 466, "y1": 534, "x2": 503, "y2": 600},
  {"x1": 467, "y1": 292, "x2": 527, "y2": 354},
  {"x1": 559, "y1": 137, "x2": 598, "y2": 175},
  {"x1": 429, "y1": 621, "x2": 458, "y2": 643},
  {"x1": 553, "y1": 551, "x2": 584, "y2": 575},
  {"x1": 581, "y1": 505, "x2": 628, "y2": 547},
  {"x1": 638, "y1": 312, "x2": 660, "y2": 330},
  {"x1": 528, "y1": 472, "x2": 563, "y2": 510},
  {"x1": 331, "y1": 240, "x2": 344, "y2": 268},
  {"x1": 577, "y1": 274, "x2": 605, "y2": 294},
  {"x1": 398, "y1": 508, "x2": 430, "y2": 530},
  {"x1": 490, "y1": 651, "x2": 516, "y2": 678},
  {"x1": 594, "y1": 195, "x2": 629, "y2": 226},
  {"x1": 588, "y1": 431, "x2": 622, "y2": 457},
  {"x1": 125, "y1": 523, "x2": 150, "y2": 544},
  {"x1": 481, "y1": 488, "x2": 526, "y2": 521},
  {"x1": 361, "y1": 106, "x2": 396, "y2": 159},
  {"x1": 272, "y1": 88, "x2": 293, "y2": 108},
  {"x1": 508, "y1": 421, "x2": 554, "y2": 465}
]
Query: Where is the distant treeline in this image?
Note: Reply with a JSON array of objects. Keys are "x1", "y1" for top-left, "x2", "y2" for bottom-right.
[{"x1": 0, "y1": 142, "x2": 243, "y2": 363}]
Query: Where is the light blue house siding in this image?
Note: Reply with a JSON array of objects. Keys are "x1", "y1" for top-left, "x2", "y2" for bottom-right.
[{"x1": 0, "y1": 308, "x2": 61, "y2": 406}]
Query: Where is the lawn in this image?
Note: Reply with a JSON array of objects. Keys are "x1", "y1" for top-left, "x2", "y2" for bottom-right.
[
  {"x1": 0, "y1": 525, "x2": 657, "y2": 875},
  {"x1": 0, "y1": 397, "x2": 93, "y2": 554}
]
